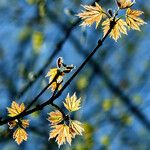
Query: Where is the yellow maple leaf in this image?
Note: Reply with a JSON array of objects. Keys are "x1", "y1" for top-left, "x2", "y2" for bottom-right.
[
  {"x1": 13, "y1": 127, "x2": 28, "y2": 145},
  {"x1": 48, "y1": 110, "x2": 63, "y2": 125},
  {"x1": 7, "y1": 101, "x2": 29, "y2": 145},
  {"x1": 50, "y1": 81, "x2": 63, "y2": 92},
  {"x1": 7, "y1": 101, "x2": 29, "y2": 129},
  {"x1": 69, "y1": 120, "x2": 84, "y2": 138},
  {"x1": 63, "y1": 93, "x2": 81, "y2": 112},
  {"x1": 116, "y1": 0, "x2": 135, "y2": 9},
  {"x1": 7, "y1": 101, "x2": 25, "y2": 117},
  {"x1": 102, "y1": 18, "x2": 127, "y2": 41},
  {"x1": 46, "y1": 68, "x2": 58, "y2": 79},
  {"x1": 126, "y1": 8, "x2": 146, "y2": 31},
  {"x1": 49, "y1": 124, "x2": 72, "y2": 148},
  {"x1": 21, "y1": 119, "x2": 29, "y2": 129},
  {"x1": 46, "y1": 68, "x2": 64, "y2": 91},
  {"x1": 8, "y1": 119, "x2": 29, "y2": 130},
  {"x1": 77, "y1": 2, "x2": 107, "y2": 28},
  {"x1": 8, "y1": 120, "x2": 18, "y2": 129}
]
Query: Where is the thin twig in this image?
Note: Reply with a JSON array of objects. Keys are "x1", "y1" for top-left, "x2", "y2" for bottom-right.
[
  {"x1": 0, "y1": 19, "x2": 116, "y2": 126},
  {"x1": 15, "y1": 0, "x2": 100, "y2": 100},
  {"x1": 24, "y1": 73, "x2": 60, "y2": 111},
  {"x1": 69, "y1": 34, "x2": 150, "y2": 130}
]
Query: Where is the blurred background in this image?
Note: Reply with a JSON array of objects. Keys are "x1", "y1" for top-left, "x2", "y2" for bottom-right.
[{"x1": 0, "y1": 0, "x2": 150, "y2": 150}]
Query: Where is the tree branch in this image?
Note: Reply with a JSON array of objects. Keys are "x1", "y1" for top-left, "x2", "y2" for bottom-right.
[
  {"x1": 15, "y1": 0, "x2": 101, "y2": 100},
  {"x1": 24, "y1": 73, "x2": 60, "y2": 111},
  {"x1": 68, "y1": 34, "x2": 150, "y2": 131},
  {"x1": 0, "y1": 20, "x2": 116, "y2": 126}
]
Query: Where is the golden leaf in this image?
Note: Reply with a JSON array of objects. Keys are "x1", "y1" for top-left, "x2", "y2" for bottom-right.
[
  {"x1": 7, "y1": 101, "x2": 25, "y2": 117},
  {"x1": 77, "y1": 2, "x2": 107, "y2": 28},
  {"x1": 102, "y1": 18, "x2": 127, "y2": 41},
  {"x1": 48, "y1": 110, "x2": 63, "y2": 125},
  {"x1": 46, "y1": 68, "x2": 58, "y2": 78},
  {"x1": 126, "y1": 8, "x2": 146, "y2": 31},
  {"x1": 46, "y1": 68, "x2": 63, "y2": 91},
  {"x1": 21, "y1": 119, "x2": 29, "y2": 129},
  {"x1": 8, "y1": 119, "x2": 29, "y2": 130},
  {"x1": 8, "y1": 120, "x2": 18, "y2": 129},
  {"x1": 50, "y1": 81, "x2": 62, "y2": 92},
  {"x1": 63, "y1": 93, "x2": 81, "y2": 112},
  {"x1": 116, "y1": 0, "x2": 135, "y2": 9},
  {"x1": 69, "y1": 120, "x2": 84, "y2": 138},
  {"x1": 13, "y1": 127, "x2": 28, "y2": 145},
  {"x1": 49, "y1": 124, "x2": 72, "y2": 147}
]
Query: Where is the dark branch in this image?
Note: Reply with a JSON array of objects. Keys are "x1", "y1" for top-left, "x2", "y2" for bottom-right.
[
  {"x1": 15, "y1": 0, "x2": 100, "y2": 100},
  {"x1": 24, "y1": 73, "x2": 60, "y2": 111},
  {"x1": 0, "y1": 19, "x2": 116, "y2": 126},
  {"x1": 68, "y1": 32, "x2": 150, "y2": 131}
]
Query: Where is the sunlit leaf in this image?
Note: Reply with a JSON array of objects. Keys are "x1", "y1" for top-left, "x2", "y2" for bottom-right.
[
  {"x1": 46, "y1": 68, "x2": 63, "y2": 91},
  {"x1": 102, "y1": 18, "x2": 127, "y2": 41},
  {"x1": 13, "y1": 127, "x2": 28, "y2": 145},
  {"x1": 63, "y1": 93, "x2": 81, "y2": 112},
  {"x1": 77, "y1": 2, "x2": 107, "y2": 28},
  {"x1": 48, "y1": 110, "x2": 63, "y2": 125},
  {"x1": 126, "y1": 8, "x2": 146, "y2": 31},
  {"x1": 8, "y1": 120, "x2": 17, "y2": 129},
  {"x1": 69, "y1": 120, "x2": 84, "y2": 138},
  {"x1": 7, "y1": 101, "x2": 25, "y2": 117},
  {"x1": 49, "y1": 124, "x2": 72, "y2": 148},
  {"x1": 21, "y1": 119, "x2": 29, "y2": 129},
  {"x1": 116, "y1": 0, "x2": 135, "y2": 9}
]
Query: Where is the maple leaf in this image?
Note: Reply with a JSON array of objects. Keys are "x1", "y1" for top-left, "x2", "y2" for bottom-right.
[
  {"x1": 50, "y1": 81, "x2": 63, "y2": 92},
  {"x1": 102, "y1": 18, "x2": 127, "y2": 41},
  {"x1": 8, "y1": 120, "x2": 18, "y2": 129},
  {"x1": 49, "y1": 124, "x2": 72, "y2": 148},
  {"x1": 46, "y1": 68, "x2": 58, "y2": 79},
  {"x1": 46, "y1": 58, "x2": 74, "y2": 91},
  {"x1": 48, "y1": 110, "x2": 63, "y2": 125},
  {"x1": 21, "y1": 119, "x2": 29, "y2": 129},
  {"x1": 126, "y1": 8, "x2": 146, "y2": 31},
  {"x1": 8, "y1": 119, "x2": 29, "y2": 130},
  {"x1": 7, "y1": 101, "x2": 29, "y2": 144},
  {"x1": 46, "y1": 68, "x2": 63, "y2": 91},
  {"x1": 7, "y1": 101, "x2": 25, "y2": 117},
  {"x1": 77, "y1": 2, "x2": 107, "y2": 28},
  {"x1": 69, "y1": 120, "x2": 84, "y2": 138},
  {"x1": 63, "y1": 93, "x2": 81, "y2": 112},
  {"x1": 116, "y1": 0, "x2": 135, "y2": 9},
  {"x1": 7, "y1": 101, "x2": 29, "y2": 129},
  {"x1": 13, "y1": 127, "x2": 28, "y2": 145}
]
